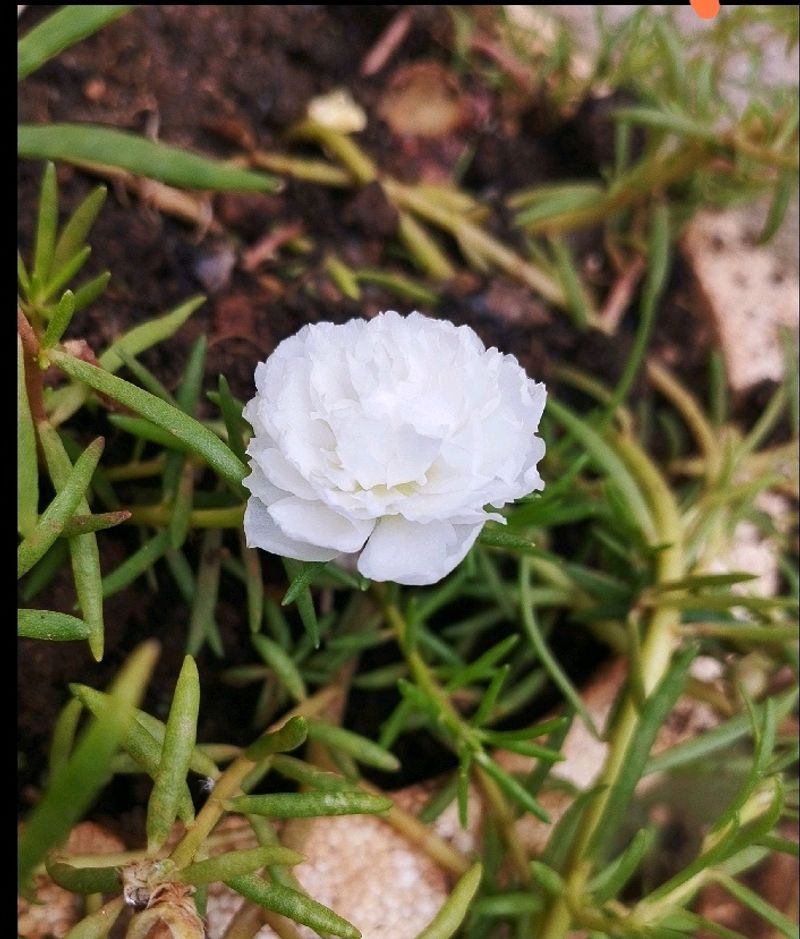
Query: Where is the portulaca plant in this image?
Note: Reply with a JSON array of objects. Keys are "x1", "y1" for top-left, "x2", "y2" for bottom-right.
[{"x1": 242, "y1": 311, "x2": 547, "y2": 585}]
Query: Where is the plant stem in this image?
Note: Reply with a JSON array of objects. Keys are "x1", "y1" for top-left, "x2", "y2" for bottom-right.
[
  {"x1": 380, "y1": 593, "x2": 531, "y2": 884},
  {"x1": 105, "y1": 457, "x2": 165, "y2": 481},
  {"x1": 535, "y1": 433, "x2": 684, "y2": 939},
  {"x1": 124, "y1": 504, "x2": 245, "y2": 529},
  {"x1": 168, "y1": 686, "x2": 340, "y2": 869},
  {"x1": 18, "y1": 308, "x2": 46, "y2": 424}
]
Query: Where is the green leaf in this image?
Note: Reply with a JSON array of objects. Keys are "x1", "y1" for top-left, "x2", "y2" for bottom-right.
[
  {"x1": 178, "y1": 846, "x2": 306, "y2": 885},
  {"x1": 612, "y1": 106, "x2": 719, "y2": 144},
  {"x1": 42, "y1": 289, "x2": 77, "y2": 348},
  {"x1": 522, "y1": 706, "x2": 574, "y2": 799},
  {"x1": 549, "y1": 234, "x2": 591, "y2": 331},
  {"x1": 479, "y1": 734, "x2": 563, "y2": 763},
  {"x1": 444, "y1": 635, "x2": 519, "y2": 692},
  {"x1": 653, "y1": 17, "x2": 688, "y2": 101},
  {"x1": 654, "y1": 572, "x2": 758, "y2": 592},
  {"x1": 714, "y1": 873, "x2": 799, "y2": 938},
  {"x1": 116, "y1": 348, "x2": 176, "y2": 403},
  {"x1": 588, "y1": 826, "x2": 657, "y2": 902},
  {"x1": 20, "y1": 540, "x2": 69, "y2": 601},
  {"x1": 474, "y1": 752, "x2": 550, "y2": 822},
  {"x1": 601, "y1": 201, "x2": 671, "y2": 427},
  {"x1": 42, "y1": 246, "x2": 91, "y2": 303},
  {"x1": 252, "y1": 633, "x2": 307, "y2": 703},
  {"x1": 245, "y1": 716, "x2": 309, "y2": 762},
  {"x1": 530, "y1": 859, "x2": 567, "y2": 896},
  {"x1": 53, "y1": 184, "x2": 108, "y2": 270},
  {"x1": 71, "y1": 681, "x2": 219, "y2": 782},
  {"x1": 469, "y1": 665, "x2": 510, "y2": 729},
  {"x1": 282, "y1": 560, "x2": 325, "y2": 606},
  {"x1": 85, "y1": 683, "x2": 195, "y2": 823},
  {"x1": 759, "y1": 169, "x2": 795, "y2": 243},
  {"x1": 587, "y1": 643, "x2": 698, "y2": 857},
  {"x1": 49, "y1": 697, "x2": 83, "y2": 779},
  {"x1": 282, "y1": 558, "x2": 321, "y2": 647},
  {"x1": 478, "y1": 526, "x2": 551, "y2": 556},
  {"x1": 240, "y1": 532, "x2": 264, "y2": 634},
  {"x1": 18, "y1": 250, "x2": 31, "y2": 294},
  {"x1": 147, "y1": 655, "x2": 201, "y2": 851},
  {"x1": 107, "y1": 414, "x2": 194, "y2": 452},
  {"x1": 546, "y1": 399, "x2": 654, "y2": 538},
  {"x1": 18, "y1": 437, "x2": 104, "y2": 578},
  {"x1": 226, "y1": 790, "x2": 393, "y2": 818},
  {"x1": 19, "y1": 123, "x2": 281, "y2": 192},
  {"x1": 60, "y1": 510, "x2": 131, "y2": 537},
  {"x1": 227, "y1": 874, "x2": 361, "y2": 939},
  {"x1": 100, "y1": 295, "x2": 206, "y2": 373},
  {"x1": 645, "y1": 687, "x2": 796, "y2": 776},
  {"x1": 187, "y1": 527, "x2": 224, "y2": 656},
  {"x1": 472, "y1": 891, "x2": 542, "y2": 917},
  {"x1": 32, "y1": 162, "x2": 58, "y2": 288},
  {"x1": 541, "y1": 786, "x2": 605, "y2": 873},
  {"x1": 101, "y1": 529, "x2": 171, "y2": 598},
  {"x1": 17, "y1": 334, "x2": 39, "y2": 537},
  {"x1": 63, "y1": 897, "x2": 125, "y2": 939},
  {"x1": 18, "y1": 608, "x2": 91, "y2": 642},
  {"x1": 46, "y1": 859, "x2": 121, "y2": 894},
  {"x1": 413, "y1": 862, "x2": 482, "y2": 939},
  {"x1": 37, "y1": 421, "x2": 105, "y2": 660},
  {"x1": 166, "y1": 335, "x2": 206, "y2": 548},
  {"x1": 18, "y1": 641, "x2": 158, "y2": 886},
  {"x1": 271, "y1": 755, "x2": 353, "y2": 792},
  {"x1": 513, "y1": 185, "x2": 604, "y2": 228},
  {"x1": 295, "y1": 584, "x2": 320, "y2": 647},
  {"x1": 215, "y1": 374, "x2": 248, "y2": 464},
  {"x1": 18, "y1": 6, "x2": 135, "y2": 81},
  {"x1": 306, "y1": 719, "x2": 400, "y2": 772},
  {"x1": 519, "y1": 560, "x2": 601, "y2": 740},
  {"x1": 709, "y1": 695, "x2": 777, "y2": 835},
  {"x1": 49, "y1": 349, "x2": 247, "y2": 486}
]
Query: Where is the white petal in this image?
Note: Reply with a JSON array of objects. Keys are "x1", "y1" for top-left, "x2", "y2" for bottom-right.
[
  {"x1": 243, "y1": 461, "x2": 287, "y2": 504},
  {"x1": 357, "y1": 516, "x2": 482, "y2": 586},
  {"x1": 269, "y1": 497, "x2": 374, "y2": 553},
  {"x1": 254, "y1": 446, "x2": 318, "y2": 500},
  {"x1": 244, "y1": 498, "x2": 340, "y2": 562}
]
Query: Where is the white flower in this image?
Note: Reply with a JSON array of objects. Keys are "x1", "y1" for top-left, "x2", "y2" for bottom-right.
[{"x1": 242, "y1": 311, "x2": 546, "y2": 586}]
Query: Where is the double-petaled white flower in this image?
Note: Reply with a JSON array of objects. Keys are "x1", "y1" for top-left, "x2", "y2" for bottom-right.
[{"x1": 242, "y1": 311, "x2": 546, "y2": 585}]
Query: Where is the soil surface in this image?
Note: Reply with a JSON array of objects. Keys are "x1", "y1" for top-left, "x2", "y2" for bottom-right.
[{"x1": 17, "y1": 6, "x2": 777, "y2": 823}]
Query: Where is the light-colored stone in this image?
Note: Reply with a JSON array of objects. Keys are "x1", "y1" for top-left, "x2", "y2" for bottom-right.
[
  {"x1": 680, "y1": 207, "x2": 799, "y2": 393},
  {"x1": 18, "y1": 822, "x2": 126, "y2": 939}
]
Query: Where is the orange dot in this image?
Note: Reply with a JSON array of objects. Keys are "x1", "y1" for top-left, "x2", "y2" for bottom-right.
[{"x1": 690, "y1": 0, "x2": 721, "y2": 19}]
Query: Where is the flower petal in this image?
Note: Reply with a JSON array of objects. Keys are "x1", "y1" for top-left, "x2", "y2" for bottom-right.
[
  {"x1": 357, "y1": 516, "x2": 482, "y2": 586},
  {"x1": 244, "y1": 497, "x2": 340, "y2": 562},
  {"x1": 269, "y1": 497, "x2": 374, "y2": 553}
]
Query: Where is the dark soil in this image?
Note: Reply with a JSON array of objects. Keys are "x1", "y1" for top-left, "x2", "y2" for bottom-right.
[{"x1": 17, "y1": 6, "x2": 773, "y2": 819}]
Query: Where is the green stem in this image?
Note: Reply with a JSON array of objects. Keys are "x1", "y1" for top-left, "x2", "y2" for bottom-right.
[
  {"x1": 125, "y1": 504, "x2": 245, "y2": 529},
  {"x1": 535, "y1": 434, "x2": 684, "y2": 939},
  {"x1": 168, "y1": 686, "x2": 340, "y2": 869},
  {"x1": 381, "y1": 595, "x2": 531, "y2": 884}
]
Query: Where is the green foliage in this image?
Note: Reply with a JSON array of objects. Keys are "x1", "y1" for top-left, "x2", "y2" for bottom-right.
[
  {"x1": 18, "y1": 5, "x2": 135, "y2": 81},
  {"x1": 18, "y1": 642, "x2": 158, "y2": 886},
  {"x1": 17, "y1": 6, "x2": 798, "y2": 939},
  {"x1": 19, "y1": 123, "x2": 280, "y2": 193}
]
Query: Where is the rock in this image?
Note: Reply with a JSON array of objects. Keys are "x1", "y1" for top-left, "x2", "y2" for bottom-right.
[
  {"x1": 680, "y1": 207, "x2": 799, "y2": 393},
  {"x1": 18, "y1": 822, "x2": 126, "y2": 939}
]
